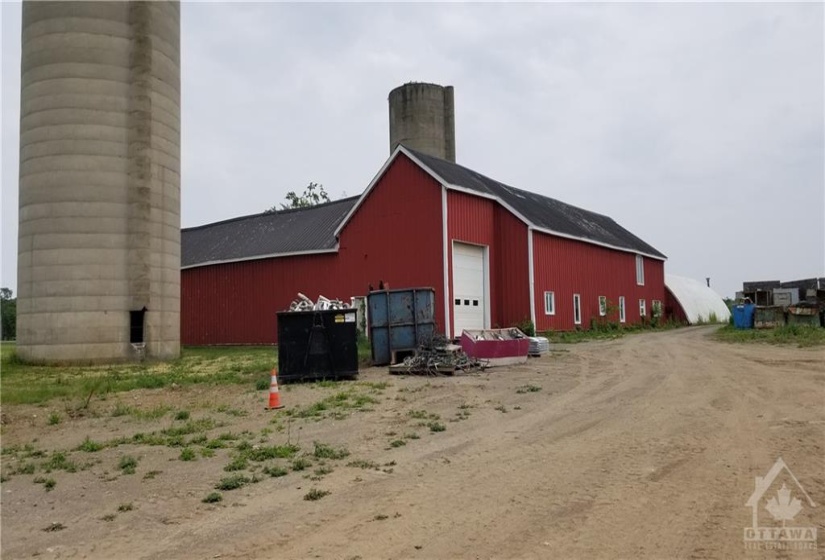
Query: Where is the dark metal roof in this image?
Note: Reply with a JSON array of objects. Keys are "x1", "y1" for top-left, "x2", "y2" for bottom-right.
[
  {"x1": 406, "y1": 147, "x2": 666, "y2": 259},
  {"x1": 743, "y1": 280, "x2": 781, "y2": 292},
  {"x1": 182, "y1": 196, "x2": 359, "y2": 268}
]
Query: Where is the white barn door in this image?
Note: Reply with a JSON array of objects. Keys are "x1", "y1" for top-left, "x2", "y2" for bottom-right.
[{"x1": 452, "y1": 242, "x2": 487, "y2": 337}]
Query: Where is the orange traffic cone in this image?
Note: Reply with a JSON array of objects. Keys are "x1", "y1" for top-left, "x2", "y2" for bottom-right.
[{"x1": 266, "y1": 369, "x2": 284, "y2": 410}]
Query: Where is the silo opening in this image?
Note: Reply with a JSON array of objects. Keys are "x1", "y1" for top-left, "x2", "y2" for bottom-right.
[{"x1": 130, "y1": 308, "x2": 147, "y2": 344}]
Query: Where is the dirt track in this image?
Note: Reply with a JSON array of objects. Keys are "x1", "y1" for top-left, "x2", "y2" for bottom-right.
[{"x1": 2, "y1": 326, "x2": 824, "y2": 559}]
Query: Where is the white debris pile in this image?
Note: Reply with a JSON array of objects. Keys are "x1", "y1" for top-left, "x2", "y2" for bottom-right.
[
  {"x1": 288, "y1": 293, "x2": 350, "y2": 312},
  {"x1": 528, "y1": 336, "x2": 551, "y2": 356}
]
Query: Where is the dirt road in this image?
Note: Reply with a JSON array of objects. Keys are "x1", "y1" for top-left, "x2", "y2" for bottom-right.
[{"x1": 2, "y1": 326, "x2": 823, "y2": 559}]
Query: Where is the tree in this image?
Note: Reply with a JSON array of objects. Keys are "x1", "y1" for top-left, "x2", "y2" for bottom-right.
[
  {"x1": 1, "y1": 287, "x2": 16, "y2": 341},
  {"x1": 266, "y1": 182, "x2": 330, "y2": 213}
]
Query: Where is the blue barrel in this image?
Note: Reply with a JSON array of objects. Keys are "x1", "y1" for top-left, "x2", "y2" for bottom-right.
[
  {"x1": 732, "y1": 304, "x2": 755, "y2": 329},
  {"x1": 368, "y1": 288, "x2": 436, "y2": 366}
]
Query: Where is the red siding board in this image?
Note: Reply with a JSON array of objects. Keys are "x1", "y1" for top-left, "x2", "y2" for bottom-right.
[
  {"x1": 494, "y1": 208, "x2": 531, "y2": 329},
  {"x1": 532, "y1": 233, "x2": 665, "y2": 331},
  {"x1": 181, "y1": 154, "x2": 445, "y2": 345}
]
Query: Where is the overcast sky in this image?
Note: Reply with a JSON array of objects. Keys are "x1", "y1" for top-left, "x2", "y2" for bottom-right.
[{"x1": 2, "y1": 2, "x2": 823, "y2": 299}]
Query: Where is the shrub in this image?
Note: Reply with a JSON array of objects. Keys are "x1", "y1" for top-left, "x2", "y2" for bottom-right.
[
  {"x1": 303, "y1": 488, "x2": 330, "y2": 501},
  {"x1": 202, "y1": 492, "x2": 223, "y2": 503}
]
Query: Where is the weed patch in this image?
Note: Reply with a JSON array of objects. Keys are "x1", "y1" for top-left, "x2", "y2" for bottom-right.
[
  {"x1": 202, "y1": 492, "x2": 223, "y2": 503},
  {"x1": 223, "y1": 456, "x2": 249, "y2": 472},
  {"x1": 347, "y1": 459, "x2": 379, "y2": 470},
  {"x1": 304, "y1": 488, "x2": 330, "y2": 501},
  {"x1": 215, "y1": 474, "x2": 250, "y2": 491},
  {"x1": 43, "y1": 452, "x2": 77, "y2": 473},
  {"x1": 312, "y1": 442, "x2": 349, "y2": 460},
  {"x1": 713, "y1": 324, "x2": 825, "y2": 347},
  {"x1": 263, "y1": 465, "x2": 288, "y2": 477},
  {"x1": 118, "y1": 455, "x2": 138, "y2": 475},
  {"x1": 291, "y1": 458, "x2": 312, "y2": 471},
  {"x1": 516, "y1": 384, "x2": 542, "y2": 394},
  {"x1": 77, "y1": 437, "x2": 105, "y2": 452},
  {"x1": 179, "y1": 448, "x2": 196, "y2": 461}
]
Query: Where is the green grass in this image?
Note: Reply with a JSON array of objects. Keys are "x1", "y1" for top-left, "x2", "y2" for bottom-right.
[
  {"x1": 713, "y1": 324, "x2": 825, "y2": 347},
  {"x1": 312, "y1": 442, "x2": 350, "y2": 460},
  {"x1": 215, "y1": 474, "x2": 250, "y2": 491},
  {"x1": 223, "y1": 456, "x2": 249, "y2": 472},
  {"x1": 303, "y1": 488, "x2": 330, "y2": 501},
  {"x1": 1, "y1": 345, "x2": 277, "y2": 405},
  {"x1": 516, "y1": 384, "x2": 542, "y2": 394},
  {"x1": 347, "y1": 459, "x2": 379, "y2": 470},
  {"x1": 284, "y1": 390, "x2": 378, "y2": 420},
  {"x1": 543, "y1": 320, "x2": 683, "y2": 344},
  {"x1": 76, "y1": 437, "x2": 105, "y2": 452},
  {"x1": 291, "y1": 457, "x2": 312, "y2": 471},
  {"x1": 427, "y1": 422, "x2": 446, "y2": 432},
  {"x1": 118, "y1": 455, "x2": 138, "y2": 475},
  {"x1": 179, "y1": 448, "x2": 196, "y2": 461},
  {"x1": 263, "y1": 465, "x2": 288, "y2": 477},
  {"x1": 202, "y1": 491, "x2": 223, "y2": 503},
  {"x1": 42, "y1": 452, "x2": 77, "y2": 473}
]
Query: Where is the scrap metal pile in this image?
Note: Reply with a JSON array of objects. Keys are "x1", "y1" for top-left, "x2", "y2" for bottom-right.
[
  {"x1": 391, "y1": 334, "x2": 485, "y2": 376},
  {"x1": 287, "y1": 293, "x2": 350, "y2": 312}
]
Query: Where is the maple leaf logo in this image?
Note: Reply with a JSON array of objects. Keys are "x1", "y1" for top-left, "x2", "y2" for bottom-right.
[{"x1": 765, "y1": 483, "x2": 803, "y2": 526}]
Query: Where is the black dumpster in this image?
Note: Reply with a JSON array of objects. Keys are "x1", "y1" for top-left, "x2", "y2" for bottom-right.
[{"x1": 276, "y1": 308, "x2": 359, "y2": 382}]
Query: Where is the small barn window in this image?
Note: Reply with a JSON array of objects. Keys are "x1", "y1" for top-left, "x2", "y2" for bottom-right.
[
  {"x1": 573, "y1": 294, "x2": 581, "y2": 325},
  {"x1": 598, "y1": 296, "x2": 607, "y2": 316},
  {"x1": 544, "y1": 291, "x2": 555, "y2": 315},
  {"x1": 639, "y1": 299, "x2": 646, "y2": 318},
  {"x1": 636, "y1": 255, "x2": 645, "y2": 286},
  {"x1": 130, "y1": 308, "x2": 146, "y2": 344},
  {"x1": 619, "y1": 296, "x2": 626, "y2": 323}
]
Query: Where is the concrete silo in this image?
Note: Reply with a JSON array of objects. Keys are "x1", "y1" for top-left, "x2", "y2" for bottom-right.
[
  {"x1": 17, "y1": 1, "x2": 181, "y2": 363},
  {"x1": 388, "y1": 82, "x2": 455, "y2": 162}
]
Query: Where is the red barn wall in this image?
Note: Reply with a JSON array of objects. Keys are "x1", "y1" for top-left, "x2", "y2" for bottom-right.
[
  {"x1": 494, "y1": 208, "x2": 530, "y2": 329},
  {"x1": 181, "y1": 154, "x2": 445, "y2": 345},
  {"x1": 446, "y1": 190, "x2": 496, "y2": 335},
  {"x1": 532, "y1": 233, "x2": 665, "y2": 331},
  {"x1": 665, "y1": 286, "x2": 688, "y2": 324},
  {"x1": 181, "y1": 254, "x2": 340, "y2": 345}
]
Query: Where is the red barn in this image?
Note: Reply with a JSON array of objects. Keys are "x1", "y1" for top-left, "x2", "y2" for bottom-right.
[{"x1": 181, "y1": 146, "x2": 666, "y2": 345}]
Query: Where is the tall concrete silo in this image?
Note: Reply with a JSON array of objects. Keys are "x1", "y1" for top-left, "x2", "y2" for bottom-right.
[
  {"x1": 389, "y1": 82, "x2": 455, "y2": 162},
  {"x1": 17, "y1": 1, "x2": 181, "y2": 363}
]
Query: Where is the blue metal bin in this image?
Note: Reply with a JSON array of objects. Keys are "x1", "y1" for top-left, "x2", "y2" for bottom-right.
[
  {"x1": 732, "y1": 304, "x2": 755, "y2": 329},
  {"x1": 368, "y1": 288, "x2": 436, "y2": 366}
]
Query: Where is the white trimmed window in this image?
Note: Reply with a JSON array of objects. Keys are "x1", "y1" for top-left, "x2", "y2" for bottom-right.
[
  {"x1": 636, "y1": 255, "x2": 645, "y2": 286},
  {"x1": 639, "y1": 299, "x2": 646, "y2": 318},
  {"x1": 619, "y1": 296, "x2": 626, "y2": 323},
  {"x1": 598, "y1": 296, "x2": 607, "y2": 316},
  {"x1": 573, "y1": 294, "x2": 581, "y2": 325},
  {"x1": 544, "y1": 291, "x2": 555, "y2": 315}
]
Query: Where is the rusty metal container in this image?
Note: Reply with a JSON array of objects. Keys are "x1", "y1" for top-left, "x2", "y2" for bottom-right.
[
  {"x1": 754, "y1": 306, "x2": 785, "y2": 329},
  {"x1": 787, "y1": 304, "x2": 821, "y2": 327},
  {"x1": 368, "y1": 288, "x2": 436, "y2": 366}
]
